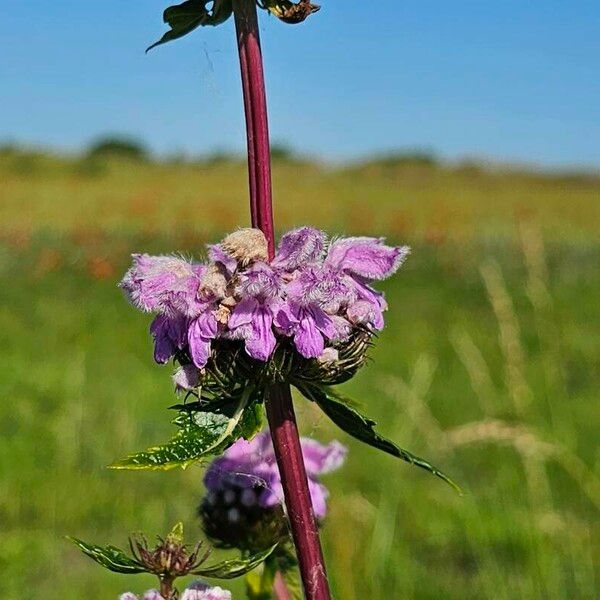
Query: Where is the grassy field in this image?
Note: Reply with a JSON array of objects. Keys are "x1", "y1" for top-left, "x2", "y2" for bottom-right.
[{"x1": 1, "y1": 150, "x2": 599, "y2": 599}]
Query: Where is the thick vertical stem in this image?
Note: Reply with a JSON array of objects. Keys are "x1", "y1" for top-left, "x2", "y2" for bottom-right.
[
  {"x1": 266, "y1": 384, "x2": 331, "y2": 599},
  {"x1": 233, "y1": 0, "x2": 275, "y2": 253},
  {"x1": 232, "y1": 2, "x2": 331, "y2": 599}
]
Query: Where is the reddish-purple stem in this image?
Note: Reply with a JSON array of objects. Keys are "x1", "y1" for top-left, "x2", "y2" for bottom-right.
[{"x1": 232, "y1": 2, "x2": 331, "y2": 599}]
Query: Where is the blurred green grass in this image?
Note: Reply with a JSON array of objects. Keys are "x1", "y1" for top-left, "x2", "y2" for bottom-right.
[{"x1": 1, "y1": 151, "x2": 599, "y2": 598}]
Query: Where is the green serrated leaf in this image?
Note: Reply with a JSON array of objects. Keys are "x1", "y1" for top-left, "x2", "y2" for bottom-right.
[
  {"x1": 147, "y1": 0, "x2": 233, "y2": 52},
  {"x1": 193, "y1": 544, "x2": 277, "y2": 579},
  {"x1": 110, "y1": 387, "x2": 253, "y2": 471},
  {"x1": 68, "y1": 537, "x2": 145, "y2": 574},
  {"x1": 298, "y1": 384, "x2": 461, "y2": 493}
]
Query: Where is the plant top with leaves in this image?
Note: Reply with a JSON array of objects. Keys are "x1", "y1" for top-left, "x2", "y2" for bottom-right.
[
  {"x1": 110, "y1": 226, "x2": 457, "y2": 492},
  {"x1": 148, "y1": 0, "x2": 321, "y2": 50}
]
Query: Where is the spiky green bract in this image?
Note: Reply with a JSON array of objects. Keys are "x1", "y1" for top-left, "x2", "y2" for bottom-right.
[
  {"x1": 295, "y1": 382, "x2": 461, "y2": 494},
  {"x1": 69, "y1": 524, "x2": 277, "y2": 581}
]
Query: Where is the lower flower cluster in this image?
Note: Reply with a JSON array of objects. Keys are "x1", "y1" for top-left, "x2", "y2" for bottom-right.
[
  {"x1": 120, "y1": 227, "x2": 409, "y2": 382},
  {"x1": 200, "y1": 431, "x2": 347, "y2": 551},
  {"x1": 120, "y1": 582, "x2": 231, "y2": 600}
]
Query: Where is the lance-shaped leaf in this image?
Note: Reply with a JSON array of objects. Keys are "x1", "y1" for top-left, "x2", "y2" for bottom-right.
[
  {"x1": 148, "y1": 0, "x2": 233, "y2": 52},
  {"x1": 68, "y1": 538, "x2": 146, "y2": 574},
  {"x1": 297, "y1": 383, "x2": 461, "y2": 493},
  {"x1": 110, "y1": 388, "x2": 254, "y2": 470},
  {"x1": 194, "y1": 544, "x2": 278, "y2": 579}
]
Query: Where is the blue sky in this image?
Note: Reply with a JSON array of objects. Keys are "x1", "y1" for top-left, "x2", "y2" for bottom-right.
[{"x1": 2, "y1": 1, "x2": 599, "y2": 166}]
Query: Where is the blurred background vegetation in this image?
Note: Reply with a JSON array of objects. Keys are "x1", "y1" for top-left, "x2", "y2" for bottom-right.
[{"x1": 0, "y1": 141, "x2": 599, "y2": 599}]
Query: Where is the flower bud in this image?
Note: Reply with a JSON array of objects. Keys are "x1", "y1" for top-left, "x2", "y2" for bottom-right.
[
  {"x1": 199, "y1": 482, "x2": 287, "y2": 552},
  {"x1": 220, "y1": 228, "x2": 268, "y2": 266}
]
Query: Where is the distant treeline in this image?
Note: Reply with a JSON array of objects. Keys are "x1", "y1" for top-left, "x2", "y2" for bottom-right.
[{"x1": 1, "y1": 137, "x2": 598, "y2": 182}]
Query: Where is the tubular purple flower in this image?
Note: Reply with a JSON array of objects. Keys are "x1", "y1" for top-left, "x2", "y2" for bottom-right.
[
  {"x1": 120, "y1": 254, "x2": 206, "y2": 317},
  {"x1": 203, "y1": 431, "x2": 347, "y2": 520},
  {"x1": 347, "y1": 279, "x2": 388, "y2": 330},
  {"x1": 228, "y1": 264, "x2": 282, "y2": 361},
  {"x1": 272, "y1": 226, "x2": 326, "y2": 271},
  {"x1": 325, "y1": 237, "x2": 410, "y2": 281},
  {"x1": 188, "y1": 311, "x2": 218, "y2": 368},
  {"x1": 286, "y1": 265, "x2": 355, "y2": 314},
  {"x1": 276, "y1": 265, "x2": 355, "y2": 357},
  {"x1": 319, "y1": 236, "x2": 409, "y2": 332},
  {"x1": 150, "y1": 314, "x2": 188, "y2": 364},
  {"x1": 119, "y1": 594, "x2": 140, "y2": 600}
]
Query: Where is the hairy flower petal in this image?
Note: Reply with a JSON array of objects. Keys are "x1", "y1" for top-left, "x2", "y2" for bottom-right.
[
  {"x1": 120, "y1": 254, "x2": 205, "y2": 316},
  {"x1": 150, "y1": 314, "x2": 187, "y2": 364},
  {"x1": 238, "y1": 263, "x2": 282, "y2": 301},
  {"x1": 246, "y1": 306, "x2": 277, "y2": 361},
  {"x1": 326, "y1": 238, "x2": 410, "y2": 280},
  {"x1": 188, "y1": 317, "x2": 215, "y2": 368},
  {"x1": 207, "y1": 244, "x2": 238, "y2": 275},
  {"x1": 272, "y1": 226, "x2": 326, "y2": 271},
  {"x1": 295, "y1": 313, "x2": 325, "y2": 358},
  {"x1": 228, "y1": 297, "x2": 258, "y2": 329}
]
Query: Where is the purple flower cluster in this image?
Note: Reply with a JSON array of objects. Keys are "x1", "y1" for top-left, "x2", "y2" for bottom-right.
[
  {"x1": 203, "y1": 431, "x2": 347, "y2": 520},
  {"x1": 120, "y1": 582, "x2": 231, "y2": 600},
  {"x1": 121, "y1": 227, "x2": 409, "y2": 371}
]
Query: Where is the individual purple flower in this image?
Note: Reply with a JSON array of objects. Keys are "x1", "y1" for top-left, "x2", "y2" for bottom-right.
[
  {"x1": 188, "y1": 310, "x2": 218, "y2": 368},
  {"x1": 150, "y1": 314, "x2": 188, "y2": 364},
  {"x1": 119, "y1": 594, "x2": 141, "y2": 600},
  {"x1": 120, "y1": 254, "x2": 206, "y2": 317},
  {"x1": 325, "y1": 237, "x2": 410, "y2": 281},
  {"x1": 276, "y1": 266, "x2": 354, "y2": 358},
  {"x1": 325, "y1": 237, "x2": 409, "y2": 331},
  {"x1": 228, "y1": 263, "x2": 283, "y2": 361},
  {"x1": 204, "y1": 431, "x2": 347, "y2": 519},
  {"x1": 181, "y1": 582, "x2": 232, "y2": 600},
  {"x1": 271, "y1": 226, "x2": 326, "y2": 272}
]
